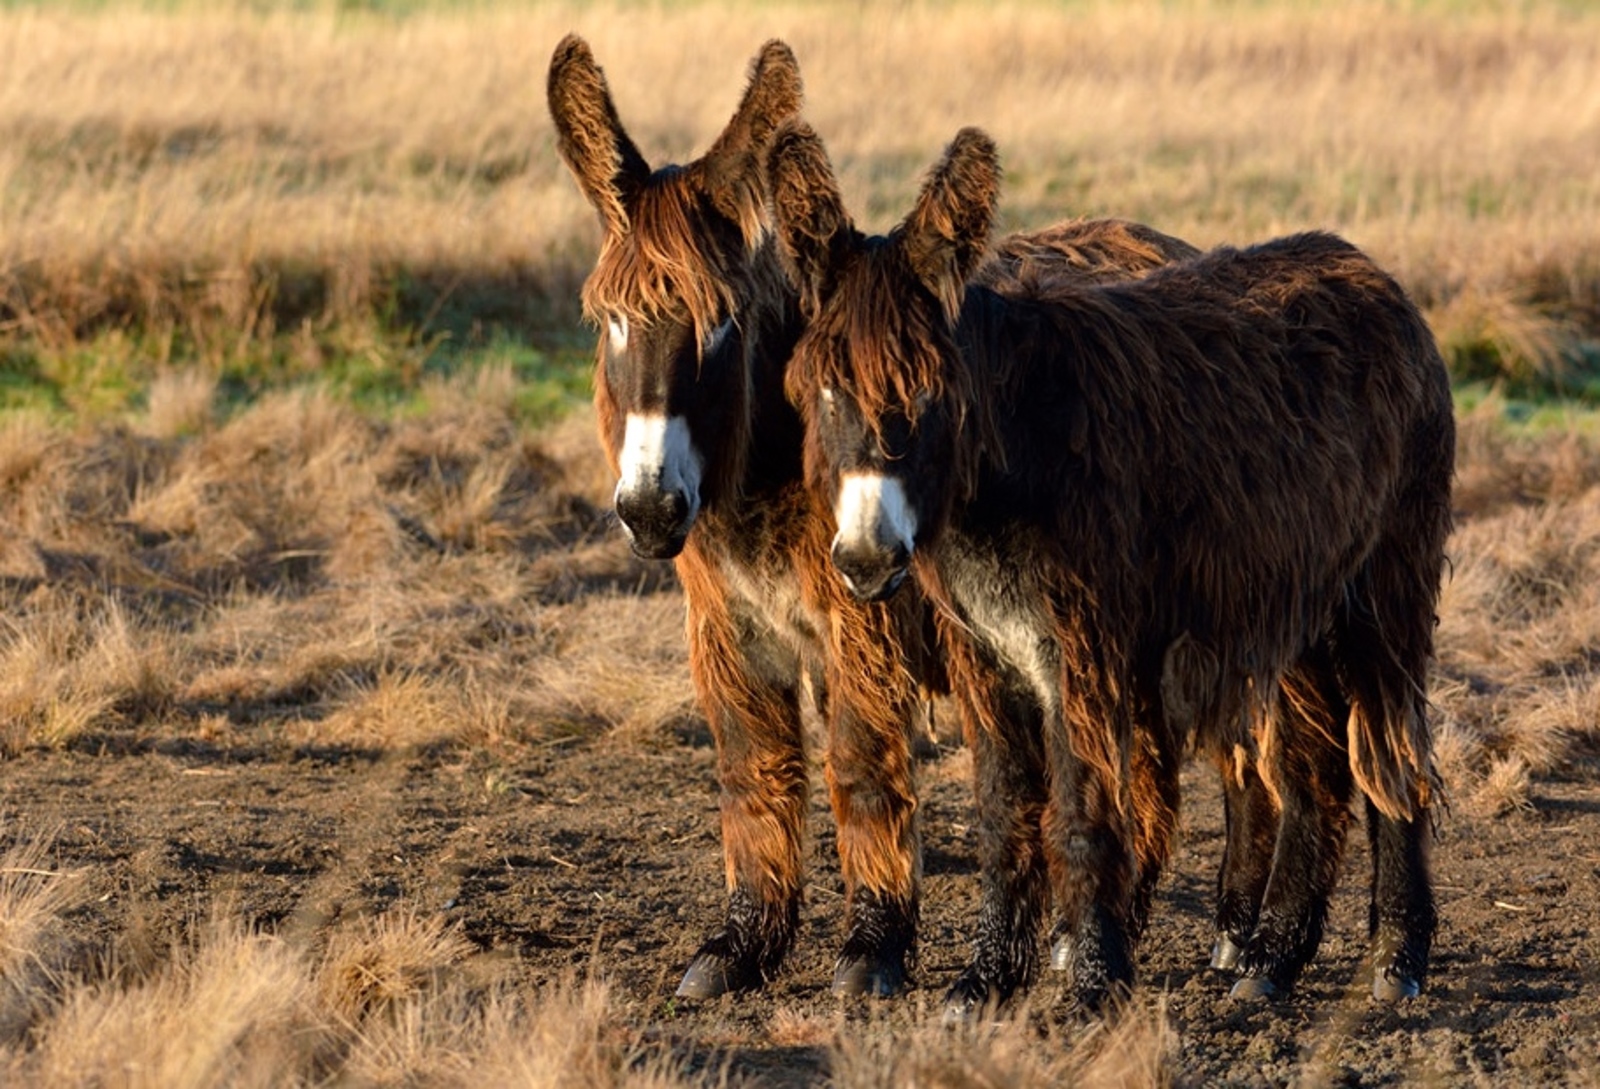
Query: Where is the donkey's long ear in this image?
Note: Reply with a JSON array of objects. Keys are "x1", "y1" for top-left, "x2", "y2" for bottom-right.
[
  {"x1": 547, "y1": 34, "x2": 651, "y2": 237},
  {"x1": 901, "y1": 128, "x2": 1001, "y2": 321},
  {"x1": 766, "y1": 121, "x2": 855, "y2": 318},
  {"x1": 698, "y1": 40, "x2": 804, "y2": 242}
]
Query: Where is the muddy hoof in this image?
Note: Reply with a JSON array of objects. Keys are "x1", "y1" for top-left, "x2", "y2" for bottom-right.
[
  {"x1": 942, "y1": 970, "x2": 1005, "y2": 1026},
  {"x1": 832, "y1": 952, "x2": 908, "y2": 998},
  {"x1": 1210, "y1": 933, "x2": 1245, "y2": 971},
  {"x1": 1229, "y1": 973, "x2": 1282, "y2": 1001},
  {"x1": 675, "y1": 951, "x2": 758, "y2": 1000},
  {"x1": 1372, "y1": 966, "x2": 1422, "y2": 1002}
]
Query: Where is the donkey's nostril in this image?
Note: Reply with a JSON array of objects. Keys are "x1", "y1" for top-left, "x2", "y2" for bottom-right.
[
  {"x1": 615, "y1": 486, "x2": 696, "y2": 560},
  {"x1": 830, "y1": 539, "x2": 913, "y2": 603}
]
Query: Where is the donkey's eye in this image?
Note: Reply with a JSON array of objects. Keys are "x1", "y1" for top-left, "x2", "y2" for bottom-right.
[
  {"x1": 607, "y1": 315, "x2": 630, "y2": 355},
  {"x1": 702, "y1": 316, "x2": 734, "y2": 356}
]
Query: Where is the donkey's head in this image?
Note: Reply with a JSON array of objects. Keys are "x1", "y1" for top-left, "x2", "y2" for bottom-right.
[
  {"x1": 548, "y1": 35, "x2": 802, "y2": 558},
  {"x1": 771, "y1": 123, "x2": 998, "y2": 601}
]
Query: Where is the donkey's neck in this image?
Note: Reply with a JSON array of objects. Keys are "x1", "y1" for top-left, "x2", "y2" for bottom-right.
[{"x1": 715, "y1": 235, "x2": 808, "y2": 509}]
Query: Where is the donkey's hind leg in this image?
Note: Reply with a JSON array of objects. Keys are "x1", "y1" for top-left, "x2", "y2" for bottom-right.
[
  {"x1": 1210, "y1": 750, "x2": 1278, "y2": 972},
  {"x1": 1333, "y1": 561, "x2": 1438, "y2": 1002},
  {"x1": 943, "y1": 673, "x2": 1051, "y2": 1022},
  {"x1": 1231, "y1": 645, "x2": 1354, "y2": 1000},
  {"x1": 676, "y1": 592, "x2": 809, "y2": 999}
]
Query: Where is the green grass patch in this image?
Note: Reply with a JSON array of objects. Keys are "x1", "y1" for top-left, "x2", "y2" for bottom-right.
[
  {"x1": 0, "y1": 319, "x2": 594, "y2": 429},
  {"x1": 1454, "y1": 380, "x2": 1600, "y2": 439}
]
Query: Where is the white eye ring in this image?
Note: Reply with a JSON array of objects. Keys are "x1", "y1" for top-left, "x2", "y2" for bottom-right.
[
  {"x1": 607, "y1": 315, "x2": 630, "y2": 354},
  {"x1": 820, "y1": 387, "x2": 835, "y2": 404}
]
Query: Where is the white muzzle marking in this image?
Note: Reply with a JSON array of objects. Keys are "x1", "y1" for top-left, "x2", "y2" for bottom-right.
[
  {"x1": 833, "y1": 471, "x2": 917, "y2": 557},
  {"x1": 616, "y1": 412, "x2": 702, "y2": 514}
]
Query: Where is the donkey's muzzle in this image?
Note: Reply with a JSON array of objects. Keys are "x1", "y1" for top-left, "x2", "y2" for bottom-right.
[
  {"x1": 616, "y1": 487, "x2": 694, "y2": 560},
  {"x1": 831, "y1": 540, "x2": 911, "y2": 602}
]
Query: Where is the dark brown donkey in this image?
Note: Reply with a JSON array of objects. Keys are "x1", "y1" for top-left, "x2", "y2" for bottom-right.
[
  {"x1": 548, "y1": 38, "x2": 1215, "y2": 998},
  {"x1": 769, "y1": 122, "x2": 1453, "y2": 1014}
]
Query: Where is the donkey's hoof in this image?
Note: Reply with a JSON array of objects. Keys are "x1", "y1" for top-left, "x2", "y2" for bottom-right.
[
  {"x1": 832, "y1": 952, "x2": 908, "y2": 998},
  {"x1": 1210, "y1": 933, "x2": 1245, "y2": 971},
  {"x1": 941, "y1": 971, "x2": 1005, "y2": 1026},
  {"x1": 675, "y1": 952, "x2": 757, "y2": 1000},
  {"x1": 1229, "y1": 974, "x2": 1283, "y2": 1001},
  {"x1": 1371, "y1": 967, "x2": 1422, "y2": 1003}
]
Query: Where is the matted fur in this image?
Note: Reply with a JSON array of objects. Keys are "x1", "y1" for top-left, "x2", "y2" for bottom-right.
[
  {"x1": 549, "y1": 42, "x2": 1205, "y2": 999},
  {"x1": 769, "y1": 121, "x2": 1453, "y2": 1004}
]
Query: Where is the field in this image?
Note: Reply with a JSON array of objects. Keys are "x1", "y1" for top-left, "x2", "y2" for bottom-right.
[{"x1": 2, "y1": 1, "x2": 1600, "y2": 1085}]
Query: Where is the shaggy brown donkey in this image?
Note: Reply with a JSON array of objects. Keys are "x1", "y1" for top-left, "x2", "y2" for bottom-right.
[
  {"x1": 768, "y1": 122, "x2": 1453, "y2": 1014},
  {"x1": 548, "y1": 37, "x2": 1207, "y2": 999}
]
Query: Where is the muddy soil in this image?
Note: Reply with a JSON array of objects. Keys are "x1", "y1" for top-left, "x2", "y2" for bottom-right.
[{"x1": 3, "y1": 713, "x2": 1597, "y2": 1086}]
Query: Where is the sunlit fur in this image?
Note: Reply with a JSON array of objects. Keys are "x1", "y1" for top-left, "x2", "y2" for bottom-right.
[
  {"x1": 770, "y1": 121, "x2": 1453, "y2": 1008},
  {"x1": 551, "y1": 33, "x2": 936, "y2": 995},
  {"x1": 550, "y1": 36, "x2": 1206, "y2": 1000}
]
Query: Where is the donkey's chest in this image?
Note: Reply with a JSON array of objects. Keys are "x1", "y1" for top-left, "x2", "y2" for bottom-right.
[
  {"x1": 937, "y1": 534, "x2": 1060, "y2": 711},
  {"x1": 720, "y1": 555, "x2": 826, "y2": 661}
]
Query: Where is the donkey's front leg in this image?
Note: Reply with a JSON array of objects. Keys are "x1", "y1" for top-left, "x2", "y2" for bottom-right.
[
  {"x1": 676, "y1": 590, "x2": 809, "y2": 999},
  {"x1": 822, "y1": 650, "x2": 921, "y2": 997},
  {"x1": 1044, "y1": 718, "x2": 1141, "y2": 1013},
  {"x1": 942, "y1": 674, "x2": 1051, "y2": 1022}
]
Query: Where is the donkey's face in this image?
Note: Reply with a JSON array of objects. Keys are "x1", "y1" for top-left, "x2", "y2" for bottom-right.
[
  {"x1": 586, "y1": 185, "x2": 749, "y2": 559},
  {"x1": 807, "y1": 371, "x2": 957, "y2": 602},
  {"x1": 771, "y1": 125, "x2": 999, "y2": 601},
  {"x1": 548, "y1": 36, "x2": 801, "y2": 559}
]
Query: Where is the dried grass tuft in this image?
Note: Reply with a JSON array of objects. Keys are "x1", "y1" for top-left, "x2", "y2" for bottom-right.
[
  {"x1": 0, "y1": 834, "x2": 89, "y2": 1046},
  {"x1": 1475, "y1": 755, "x2": 1534, "y2": 818},
  {"x1": 141, "y1": 368, "x2": 218, "y2": 439},
  {"x1": 317, "y1": 910, "x2": 474, "y2": 1024},
  {"x1": 25, "y1": 917, "x2": 315, "y2": 1089},
  {"x1": 829, "y1": 994, "x2": 1177, "y2": 1088}
]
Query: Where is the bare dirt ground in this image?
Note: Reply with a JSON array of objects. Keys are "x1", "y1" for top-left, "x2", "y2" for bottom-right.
[
  {"x1": 2, "y1": 391, "x2": 1600, "y2": 1085},
  {"x1": 3, "y1": 692, "x2": 1597, "y2": 1085}
]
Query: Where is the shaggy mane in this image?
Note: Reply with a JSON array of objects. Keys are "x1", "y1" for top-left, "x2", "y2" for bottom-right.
[
  {"x1": 786, "y1": 240, "x2": 973, "y2": 429},
  {"x1": 580, "y1": 172, "x2": 747, "y2": 349}
]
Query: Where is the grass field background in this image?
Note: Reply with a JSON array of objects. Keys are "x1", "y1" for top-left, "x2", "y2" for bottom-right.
[
  {"x1": 2, "y1": 1, "x2": 1600, "y2": 1084},
  {"x1": 2, "y1": 0, "x2": 1598, "y2": 418}
]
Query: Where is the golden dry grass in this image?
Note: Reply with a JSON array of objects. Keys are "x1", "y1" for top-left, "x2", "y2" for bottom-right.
[
  {"x1": 0, "y1": 365, "x2": 1596, "y2": 1083},
  {"x1": 1, "y1": 903, "x2": 702, "y2": 1088},
  {"x1": 0, "y1": 0, "x2": 1597, "y2": 383},
  {"x1": 2, "y1": 2, "x2": 1599, "y2": 1084},
  {"x1": 0, "y1": 367, "x2": 688, "y2": 760}
]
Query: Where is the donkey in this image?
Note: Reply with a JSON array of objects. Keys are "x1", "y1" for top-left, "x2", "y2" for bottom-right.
[
  {"x1": 768, "y1": 122, "x2": 1453, "y2": 1013},
  {"x1": 548, "y1": 37, "x2": 1213, "y2": 999}
]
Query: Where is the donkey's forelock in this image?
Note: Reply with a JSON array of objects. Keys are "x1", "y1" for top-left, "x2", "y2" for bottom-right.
[
  {"x1": 580, "y1": 172, "x2": 746, "y2": 346},
  {"x1": 785, "y1": 249, "x2": 971, "y2": 441}
]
